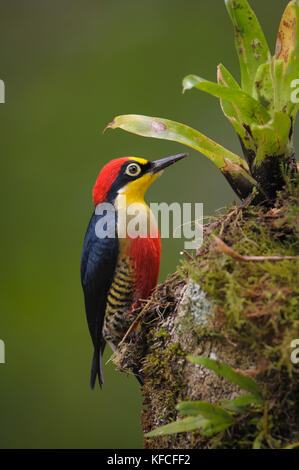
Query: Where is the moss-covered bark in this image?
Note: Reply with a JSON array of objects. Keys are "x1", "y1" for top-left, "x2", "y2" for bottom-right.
[{"x1": 113, "y1": 177, "x2": 299, "y2": 449}]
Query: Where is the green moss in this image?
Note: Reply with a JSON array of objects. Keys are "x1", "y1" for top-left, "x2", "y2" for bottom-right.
[
  {"x1": 155, "y1": 328, "x2": 170, "y2": 339},
  {"x1": 179, "y1": 181, "x2": 299, "y2": 376}
]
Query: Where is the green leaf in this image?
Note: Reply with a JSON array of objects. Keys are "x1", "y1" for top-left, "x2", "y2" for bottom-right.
[
  {"x1": 176, "y1": 402, "x2": 235, "y2": 438},
  {"x1": 252, "y1": 1, "x2": 299, "y2": 120},
  {"x1": 217, "y1": 63, "x2": 244, "y2": 135},
  {"x1": 183, "y1": 74, "x2": 271, "y2": 125},
  {"x1": 225, "y1": 0, "x2": 270, "y2": 95},
  {"x1": 253, "y1": 57, "x2": 298, "y2": 126},
  {"x1": 251, "y1": 112, "x2": 292, "y2": 165},
  {"x1": 187, "y1": 356, "x2": 263, "y2": 400},
  {"x1": 217, "y1": 63, "x2": 240, "y2": 90},
  {"x1": 200, "y1": 416, "x2": 234, "y2": 437},
  {"x1": 177, "y1": 401, "x2": 234, "y2": 421},
  {"x1": 106, "y1": 114, "x2": 258, "y2": 185},
  {"x1": 106, "y1": 115, "x2": 259, "y2": 199},
  {"x1": 252, "y1": 430, "x2": 265, "y2": 449},
  {"x1": 282, "y1": 441, "x2": 299, "y2": 449},
  {"x1": 275, "y1": 1, "x2": 299, "y2": 80},
  {"x1": 217, "y1": 63, "x2": 257, "y2": 160},
  {"x1": 275, "y1": 0, "x2": 299, "y2": 119},
  {"x1": 145, "y1": 403, "x2": 234, "y2": 439},
  {"x1": 106, "y1": 114, "x2": 247, "y2": 170},
  {"x1": 252, "y1": 60, "x2": 287, "y2": 114},
  {"x1": 221, "y1": 394, "x2": 262, "y2": 412},
  {"x1": 145, "y1": 416, "x2": 208, "y2": 437},
  {"x1": 252, "y1": 62, "x2": 274, "y2": 114}
]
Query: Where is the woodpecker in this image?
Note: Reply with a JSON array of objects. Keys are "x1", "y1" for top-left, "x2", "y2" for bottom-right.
[{"x1": 80, "y1": 153, "x2": 187, "y2": 389}]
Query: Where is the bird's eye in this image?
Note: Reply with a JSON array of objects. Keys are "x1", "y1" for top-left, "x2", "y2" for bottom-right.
[{"x1": 125, "y1": 163, "x2": 141, "y2": 177}]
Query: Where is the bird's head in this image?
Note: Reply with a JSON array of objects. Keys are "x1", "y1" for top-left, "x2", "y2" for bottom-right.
[{"x1": 93, "y1": 153, "x2": 188, "y2": 205}]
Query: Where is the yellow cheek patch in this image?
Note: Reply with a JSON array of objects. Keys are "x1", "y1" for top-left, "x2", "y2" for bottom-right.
[{"x1": 122, "y1": 172, "x2": 159, "y2": 203}]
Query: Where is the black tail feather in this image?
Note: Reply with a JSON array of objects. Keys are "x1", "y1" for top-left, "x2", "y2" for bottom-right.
[
  {"x1": 90, "y1": 345, "x2": 144, "y2": 389},
  {"x1": 135, "y1": 372, "x2": 144, "y2": 386},
  {"x1": 90, "y1": 346, "x2": 104, "y2": 389}
]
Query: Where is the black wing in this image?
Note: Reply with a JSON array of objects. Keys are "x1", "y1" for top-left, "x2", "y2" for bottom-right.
[{"x1": 80, "y1": 209, "x2": 118, "y2": 389}]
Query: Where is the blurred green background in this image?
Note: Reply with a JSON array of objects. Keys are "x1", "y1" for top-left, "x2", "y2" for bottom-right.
[{"x1": 0, "y1": 0, "x2": 297, "y2": 449}]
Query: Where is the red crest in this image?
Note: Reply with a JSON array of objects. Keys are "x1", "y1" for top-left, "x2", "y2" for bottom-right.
[{"x1": 93, "y1": 157, "x2": 130, "y2": 204}]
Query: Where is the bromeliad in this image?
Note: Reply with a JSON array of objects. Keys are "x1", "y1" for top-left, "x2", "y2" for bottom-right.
[{"x1": 106, "y1": 0, "x2": 299, "y2": 206}]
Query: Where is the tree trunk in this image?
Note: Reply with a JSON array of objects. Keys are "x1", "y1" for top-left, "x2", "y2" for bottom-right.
[{"x1": 114, "y1": 179, "x2": 299, "y2": 449}]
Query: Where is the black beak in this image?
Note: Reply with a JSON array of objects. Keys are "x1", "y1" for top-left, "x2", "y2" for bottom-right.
[{"x1": 151, "y1": 153, "x2": 188, "y2": 173}]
